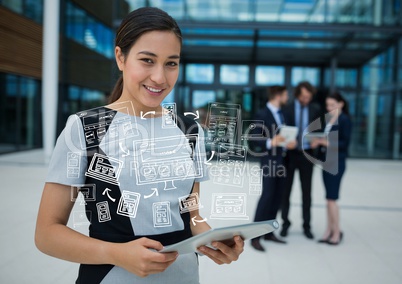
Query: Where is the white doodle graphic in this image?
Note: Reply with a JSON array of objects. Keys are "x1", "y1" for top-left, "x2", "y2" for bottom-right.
[
  {"x1": 191, "y1": 216, "x2": 207, "y2": 226},
  {"x1": 205, "y1": 102, "x2": 241, "y2": 146},
  {"x1": 213, "y1": 144, "x2": 247, "y2": 187},
  {"x1": 96, "y1": 201, "x2": 111, "y2": 223},
  {"x1": 144, "y1": 188, "x2": 159, "y2": 199},
  {"x1": 77, "y1": 101, "x2": 138, "y2": 150},
  {"x1": 153, "y1": 201, "x2": 172, "y2": 227},
  {"x1": 117, "y1": 191, "x2": 141, "y2": 218},
  {"x1": 71, "y1": 184, "x2": 96, "y2": 204},
  {"x1": 119, "y1": 142, "x2": 130, "y2": 157},
  {"x1": 73, "y1": 210, "x2": 92, "y2": 228},
  {"x1": 204, "y1": 150, "x2": 215, "y2": 165},
  {"x1": 241, "y1": 120, "x2": 265, "y2": 141},
  {"x1": 162, "y1": 103, "x2": 177, "y2": 128},
  {"x1": 210, "y1": 193, "x2": 249, "y2": 220},
  {"x1": 140, "y1": 110, "x2": 156, "y2": 119},
  {"x1": 178, "y1": 193, "x2": 202, "y2": 214},
  {"x1": 67, "y1": 152, "x2": 81, "y2": 178},
  {"x1": 85, "y1": 153, "x2": 123, "y2": 185},
  {"x1": 102, "y1": 188, "x2": 116, "y2": 202},
  {"x1": 249, "y1": 165, "x2": 263, "y2": 195},
  {"x1": 133, "y1": 134, "x2": 203, "y2": 186},
  {"x1": 184, "y1": 110, "x2": 199, "y2": 120}
]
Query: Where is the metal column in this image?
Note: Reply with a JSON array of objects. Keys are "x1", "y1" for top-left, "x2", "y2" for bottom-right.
[{"x1": 42, "y1": 0, "x2": 60, "y2": 161}]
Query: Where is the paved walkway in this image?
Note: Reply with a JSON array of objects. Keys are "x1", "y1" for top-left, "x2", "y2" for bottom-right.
[{"x1": 1, "y1": 149, "x2": 401, "y2": 284}]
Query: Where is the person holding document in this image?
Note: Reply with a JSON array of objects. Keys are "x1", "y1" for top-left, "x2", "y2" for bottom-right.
[
  {"x1": 280, "y1": 81, "x2": 321, "y2": 239},
  {"x1": 311, "y1": 92, "x2": 352, "y2": 245},
  {"x1": 250, "y1": 85, "x2": 297, "y2": 252}
]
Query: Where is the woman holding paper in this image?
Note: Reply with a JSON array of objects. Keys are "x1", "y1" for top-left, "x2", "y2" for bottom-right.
[{"x1": 311, "y1": 92, "x2": 352, "y2": 245}]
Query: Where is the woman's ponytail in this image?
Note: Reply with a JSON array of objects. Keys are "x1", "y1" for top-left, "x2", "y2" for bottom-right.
[{"x1": 108, "y1": 76, "x2": 123, "y2": 104}]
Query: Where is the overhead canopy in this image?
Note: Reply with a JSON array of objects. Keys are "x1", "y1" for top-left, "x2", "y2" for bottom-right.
[
  {"x1": 179, "y1": 21, "x2": 402, "y2": 67},
  {"x1": 126, "y1": 0, "x2": 402, "y2": 67}
]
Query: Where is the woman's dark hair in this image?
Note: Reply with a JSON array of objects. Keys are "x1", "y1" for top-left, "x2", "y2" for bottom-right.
[
  {"x1": 109, "y1": 7, "x2": 182, "y2": 103},
  {"x1": 327, "y1": 91, "x2": 350, "y2": 116}
]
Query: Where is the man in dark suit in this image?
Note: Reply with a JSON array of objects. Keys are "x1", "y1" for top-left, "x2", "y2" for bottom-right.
[
  {"x1": 250, "y1": 85, "x2": 297, "y2": 252},
  {"x1": 280, "y1": 81, "x2": 321, "y2": 239}
]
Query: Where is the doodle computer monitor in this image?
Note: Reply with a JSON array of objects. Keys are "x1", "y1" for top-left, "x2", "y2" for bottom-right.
[
  {"x1": 133, "y1": 134, "x2": 203, "y2": 189},
  {"x1": 70, "y1": 184, "x2": 96, "y2": 203},
  {"x1": 241, "y1": 120, "x2": 265, "y2": 141},
  {"x1": 85, "y1": 153, "x2": 123, "y2": 185}
]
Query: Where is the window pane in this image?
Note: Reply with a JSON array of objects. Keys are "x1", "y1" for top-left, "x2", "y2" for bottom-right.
[
  {"x1": 220, "y1": 65, "x2": 249, "y2": 85},
  {"x1": 192, "y1": 90, "x2": 215, "y2": 109},
  {"x1": 324, "y1": 68, "x2": 357, "y2": 88},
  {"x1": 291, "y1": 67, "x2": 319, "y2": 86},
  {"x1": 186, "y1": 64, "x2": 214, "y2": 84},
  {"x1": 2, "y1": 0, "x2": 23, "y2": 13},
  {"x1": 255, "y1": 66, "x2": 285, "y2": 85}
]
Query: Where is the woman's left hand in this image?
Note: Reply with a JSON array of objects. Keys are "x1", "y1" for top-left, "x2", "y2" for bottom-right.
[{"x1": 197, "y1": 236, "x2": 244, "y2": 265}]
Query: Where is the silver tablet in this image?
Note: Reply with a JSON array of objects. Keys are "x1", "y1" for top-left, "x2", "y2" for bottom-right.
[{"x1": 160, "y1": 220, "x2": 279, "y2": 254}]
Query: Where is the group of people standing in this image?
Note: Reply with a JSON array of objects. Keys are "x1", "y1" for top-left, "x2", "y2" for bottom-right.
[{"x1": 251, "y1": 81, "x2": 352, "y2": 252}]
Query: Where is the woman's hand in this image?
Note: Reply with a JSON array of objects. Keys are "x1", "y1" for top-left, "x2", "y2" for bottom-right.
[
  {"x1": 197, "y1": 236, "x2": 244, "y2": 265},
  {"x1": 110, "y1": 238, "x2": 178, "y2": 278}
]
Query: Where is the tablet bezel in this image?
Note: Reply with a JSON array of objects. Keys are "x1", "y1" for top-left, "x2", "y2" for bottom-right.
[{"x1": 159, "y1": 220, "x2": 279, "y2": 254}]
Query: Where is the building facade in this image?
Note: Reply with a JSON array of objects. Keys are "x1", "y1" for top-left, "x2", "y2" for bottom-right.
[{"x1": 0, "y1": 0, "x2": 401, "y2": 159}]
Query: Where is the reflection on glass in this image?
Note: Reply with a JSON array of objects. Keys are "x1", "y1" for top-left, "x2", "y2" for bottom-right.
[
  {"x1": 291, "y1": 67, "x2": 319, "y2": 86},
  {"x1": 220, "y1": 65, "x2": 249, "y2": 85},
  {"x1": 255, "y1": 66, "x2": 285, "y2": 85},
  {"x1": 324, "y1": 69, "x2": 357, "y2": 88},
  {"x1": 64, "y1": 1, "x2": 114, "y2": 59},
  {"x1": 186, "y1": 64, "x2": 214, "y2": 84},
  {"x1": 0, "y1": 73, "x2": 41, "y2": 153},
  {"x1": 192, "y1": 90, "x2": 215, "y2": 109}
]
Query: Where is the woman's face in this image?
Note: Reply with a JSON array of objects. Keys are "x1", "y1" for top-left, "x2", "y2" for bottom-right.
[
  {"x1": 115, "y1": 30, "x2": 181, "y2": 112},
  {"x1": 326, "y1": 97, "x2": 343, "y2": 113}
]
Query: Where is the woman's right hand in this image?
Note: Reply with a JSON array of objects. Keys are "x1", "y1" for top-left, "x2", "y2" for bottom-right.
[{"x1": 110, "y1": 237, "x2": 178, "y2": 278}]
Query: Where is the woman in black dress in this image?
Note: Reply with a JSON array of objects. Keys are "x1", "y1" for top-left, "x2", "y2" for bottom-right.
[{"x1": 311, "y1": 92, "x2": 352, "y2": 245}]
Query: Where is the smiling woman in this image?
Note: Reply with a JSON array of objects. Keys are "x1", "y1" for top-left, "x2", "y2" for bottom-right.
[
  {"x1": 113, "y1": 30, "x2": 181, "y2": 112},
  {"x1": 35, "y1": 6, "x2": 244, "y2": 284}
]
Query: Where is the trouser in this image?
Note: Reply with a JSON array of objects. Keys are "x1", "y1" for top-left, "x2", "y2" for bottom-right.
[{"x1": 281, "y1": 150, "x2": 314, "y2": 230}]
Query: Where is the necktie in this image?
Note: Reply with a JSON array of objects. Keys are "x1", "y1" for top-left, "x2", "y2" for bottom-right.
[
  {"x1": 297, "y1": 106, "x2": 304, "y2": 150},
  {"x1": 277, "y1": 110, "x2": 284, "y2": 126}
]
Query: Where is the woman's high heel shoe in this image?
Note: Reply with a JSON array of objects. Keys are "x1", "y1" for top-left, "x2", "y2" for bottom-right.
[
  {"x1": 317, "y1": 232, "x2": 332, "y2": 243},
  {"x1": 327, "y1": 232, "x2": 343, "y2": 245}
]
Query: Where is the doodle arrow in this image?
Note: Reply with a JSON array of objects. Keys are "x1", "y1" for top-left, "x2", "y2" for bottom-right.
[
  {"x1": 144, "y1": 188, "x2": 159, "y2": 199},
  {"x1": 204, "y1": 150, "x2": 215, "y2": 165},
  {"x1": 119, "y1": 142, "x2": 130, "y2": 157},
  {"x1": 184, "y1": 110, "x2": 199, "y2": 120},
  {"x1": 102, "y1": 188, "x2": 116, "y2": 202},
  {"x1": 191, "y1": 216, "x2": 207, "y2": 226},
  {"x1": 140, "y1": 110, "x2": 156, "y2": 119}
]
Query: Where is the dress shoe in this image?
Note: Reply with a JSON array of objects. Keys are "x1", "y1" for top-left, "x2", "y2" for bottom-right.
[
  {"x1": 327, "y1": 232, "x2": 343, "y2": 245},
  {"x1": 251, "y1": 239, "x2": 265, "y2": 251},
  {"x1": 264, "y1": 234, "x2": 287, "y2": 244},
  {"x1": 280, "y1": 226, "x2": 290, "y2": 237},
  {"x1": 304, "y1": 229, "x2": 314, "y2": 239}
]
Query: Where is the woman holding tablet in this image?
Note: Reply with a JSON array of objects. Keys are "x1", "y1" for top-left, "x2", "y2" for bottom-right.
[{"x1": 35, "y1": 7, "x2": 243, "y2": 283}]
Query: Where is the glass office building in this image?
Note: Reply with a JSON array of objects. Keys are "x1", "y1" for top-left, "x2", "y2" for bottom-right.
[{"x1": 0, "y1": 0, "x2": 401, "y2": 159}]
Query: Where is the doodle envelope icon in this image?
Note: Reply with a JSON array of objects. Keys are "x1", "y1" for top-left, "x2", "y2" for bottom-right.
[{"x1": 160, "y1": 220, "x2": 279, "y2": 254}]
